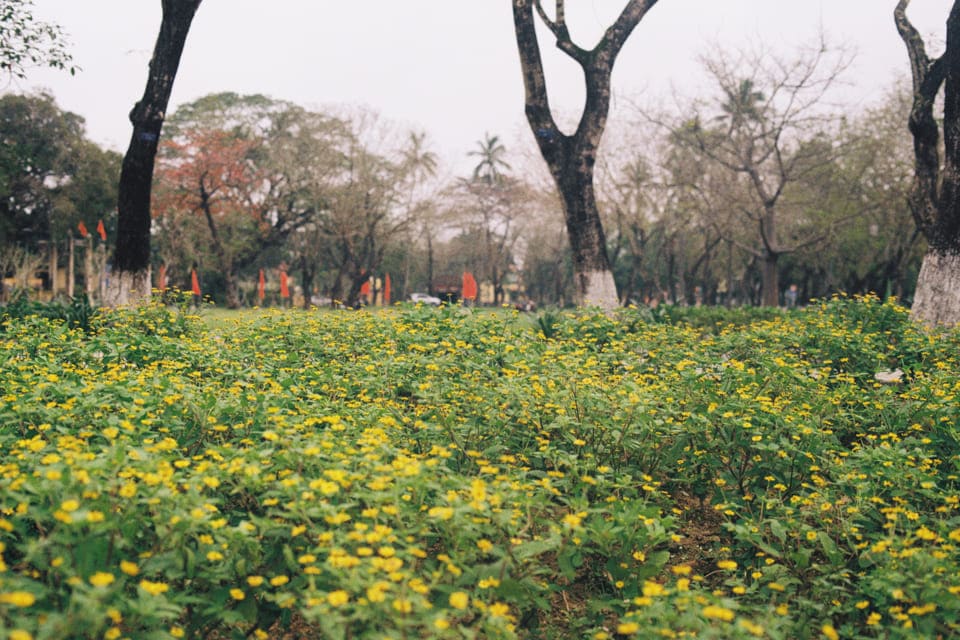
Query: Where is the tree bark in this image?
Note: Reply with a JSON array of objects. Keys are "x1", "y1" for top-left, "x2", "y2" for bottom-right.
[
  {"x1": 761, "y1": 251, "x2": 779, "y2": 307},
  {"x1": 897, "y1": 0, "x2": 960, "y2": 326},
  {"x1": 512, "y1": 0, "x2": 658, "y2": 309},
  {"x1": 108, "y1": 0, "x2": 202, "y2": 306},
  {"x1": 911, "y1": 252, "x2": 960, "y2": 325},
  {"x1": 197, "y1": 180, "x2": 242, "y2": 309}
]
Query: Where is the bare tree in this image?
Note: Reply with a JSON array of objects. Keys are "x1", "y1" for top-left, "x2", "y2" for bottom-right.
[
  {"x1": 108, "y1": 0, "x2": 202, "y2": 305},
  {"x1": 895, "y1": 0, "x2": 960, "y2": 326},
  {"x1": 666, "y1": 40, "x2": 851, "y2": 306},
  {"x1": 512, "y1": 0, "x2": 659, "y2": 309}
]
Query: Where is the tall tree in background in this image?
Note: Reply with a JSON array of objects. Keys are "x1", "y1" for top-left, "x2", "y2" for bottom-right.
[
  {"x1": 512, "y1": 0, "x2": 659, "y2": 309},
  {"x1": 469, "y1": 133, "x2": 511, "y2": 185},
  {"x1": 666, "y1": 42, "x2": 851, "y2": 306},
  {"x1": 109, "y1": 0, "x2": 202, "y2": 305},
  {"x1": 895, "y1": 0, "x2": 960, "y2": 327}
]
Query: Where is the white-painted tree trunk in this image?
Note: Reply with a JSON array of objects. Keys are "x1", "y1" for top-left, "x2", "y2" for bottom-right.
[
  {"x1": 578, "y1": 268, "x2": 619, "y2": 311},
  {"x1": 103, "y1": 268, "x2": 152, "y2": 307},
  {"x1": 910, "y1": 251, "x2": 960, "y2": 328}
]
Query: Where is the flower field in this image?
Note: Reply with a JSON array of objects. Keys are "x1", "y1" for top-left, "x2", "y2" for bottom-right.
[{"x1": 0, "y1": 295, "x2": 958, "y2": 639}]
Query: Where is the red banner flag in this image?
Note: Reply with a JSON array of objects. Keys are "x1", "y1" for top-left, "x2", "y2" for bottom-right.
[
  {"x1": 383, "y1": 273, "x2": 391, "y2": 306},
  {"x1": 191, "y1": 268, "x2": 201, "y2": 297},
  {"x1": 360, "y1": 279, "x2": 371, "y2": 297},
  {"x1": 96, "y1": 219, "x2": 107, "y2": 241},
  {"x1": 462, "y1": 271, "x2": 478, "y2": 301},
  {"x1": 157, "y1": 263, "x2": 166, "y2": 291},
  {"x1": 279, "y1": 268, "x2": 290, "y2": 299},
  {"x1": 77, "y1": 221, "x2": 89, "y2": 238},
  {"x1": 258, "y1": 269, "x2": 265, "y2": 302}
]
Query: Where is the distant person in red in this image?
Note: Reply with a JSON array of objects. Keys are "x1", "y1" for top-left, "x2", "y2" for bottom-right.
[{"x1": 279, "y1": 263, "x2": 290, "y2": 308}]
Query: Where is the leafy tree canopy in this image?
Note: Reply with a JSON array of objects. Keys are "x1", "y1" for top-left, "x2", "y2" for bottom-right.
[{"x1": 0, "y1": 0, "x2": 76, "y2": 79}]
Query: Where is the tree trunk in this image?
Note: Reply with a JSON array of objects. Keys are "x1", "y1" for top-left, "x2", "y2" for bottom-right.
[
  {"x1": 49, "y1": 240, "x2": 58, "y2": 297},
  {"x1": 300, "y1": 260, "x2": 315, "y2": 310},
  {"x1": 911, "y1": 249, "x2": 960, "y2": 326},
  {"x1": 761, "y1": 251, "x2": 780, "y2": 307},
  {"x1": 897, "y1": 0, "x2": 960, "y2": 326},
  {"x1": 512, "y1": 0, "x2": 658, "y2": 311},
  {"x1": 426, "y1": 233, "x2": 434, "y2": 295},
  {"x1": 198, "y1": 184, "x2": 241, "y2": 309},
  {"x1": 552, "y1": 158, "x2": 618, "y2": 307},
  {"x1": 109, "y1": 0, "x2": 202, "y2": 306}
]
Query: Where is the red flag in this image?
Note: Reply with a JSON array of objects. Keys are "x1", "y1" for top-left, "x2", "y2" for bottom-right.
[
  {"x1": 96, "y1": 219, "x2": 107, "y2": 241},
  {"x1": 77, "y1": 221, "x2": 89, "y2": 238},
  {"x1": 191, "y1": 268, "x2": 201, "y2": 297},
  {"x1": 360, "y1": 278, "x2": 371, "y2": 297},
  {"x1": 279, "y1": 268, "x2": 290, "y2": 299},
  {"x1": 157, "y1": 263, "x2": 166, "y2": 291},
  {"x1": 258, "y1": 269, "x2": 265, "y2": 302},
  {"x1": 462, "y1": 271, "x2": 478, "y2": 301},
  {"x1": 383, "y1": 273, "x2": 391, "y2": 306}
]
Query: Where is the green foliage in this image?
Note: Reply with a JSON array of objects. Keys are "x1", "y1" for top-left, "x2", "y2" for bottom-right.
[
  {"x1": 0, "y1": 0, "x2": 76, "y2": 79},
  {"x1": 0, "y1": 296, "x2": 957, "y2": 638},
  {"x1": 0, "y1": 92, "x2": 119, "y2": 250},
  {"x1": 1, "y1": 292, "x2": 97, "y2": 333}
]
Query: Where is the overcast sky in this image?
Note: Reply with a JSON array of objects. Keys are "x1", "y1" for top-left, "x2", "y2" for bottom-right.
[{"x1": 14, "y1": 1, "x2": 953, "y2": 175}]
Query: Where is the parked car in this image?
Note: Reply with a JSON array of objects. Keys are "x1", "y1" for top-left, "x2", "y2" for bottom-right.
[{"x1": 409, "y1": 292, "x2": 442, "y2": 306}]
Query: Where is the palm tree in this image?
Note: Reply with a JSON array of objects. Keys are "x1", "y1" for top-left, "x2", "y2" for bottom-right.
[
  {"x1": 401, "y1": 131, "x2": 440, "y2": 296},
  {"x1": 719, "y1": 79, "x2": 765, "y2": 130},
  {"x1": 402, "y1": 131, "x2": 438, "y2": 182},
  {"x1": 469, "y1": 133, "x2": 511, "y2": 186}
]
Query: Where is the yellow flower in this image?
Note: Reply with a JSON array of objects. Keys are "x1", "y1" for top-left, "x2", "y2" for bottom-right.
[
  {"x1": 247, "y1": 575, "x2": 264, "y2": 587},
  {"x1": 8, "y1": 631, "x2": 33, "y2": 640},
  {"x1": 327, "y1": 590, "x2": 349, "y2": 607},
  {"x1": 366, "y1": 582, "x2": 388, "y2": 603},
  {"x1": 270, "y1": 575, "x2": 289, "y2": 587},
  {"x1": 139, "y1": 580, "x2": 169, "y2": 595},
  {"x1": 89, "y1": 572, "x2": 115, "y2": 587},
  {"x1": 0, "y1": 591, "x2": 36, "y2": 607},
  {"x1": 616, "y1": 622, "x2": 640, "y2": 634},
  {"x1": 716, "y1": 560, "x2": 737, "y2": 570},
  {"x1": 822, "y1": 624, "x2": 839, "y2": 640},
  {"x1": 562, "y1": 512, "x2": 584, "y2": 528},
  {"x1": 60, "y1": 499, "x2": 80, "y2": 512},
  {"x1": 120, "y1": 560, "x2": 139, "y2": 576},
  {"x1": 703, "y1": 605, "x2": 735, "y2": 621},
  {"x1": 170, "y1": 627, "x2": 185, "y2": 638},
  {"x1": 230, "y1": 588, "x2": 245, "y2": 601},
  {"x1": 206, "y1": 551, "x2": 224, "y2": 561},
  {"x1": 449, "y1": 591, "x2": 469, "y2": 610},
  {"x1": 428, "y1": 506, "x2": 454, "y2": 520},
  {"x1": 104, "y1": 629, "x2": 121, "y2": 640}
]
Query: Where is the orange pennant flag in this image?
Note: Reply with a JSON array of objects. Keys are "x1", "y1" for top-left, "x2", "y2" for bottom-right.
[
  {"x1": 191, "y1": 268, "x2": 201, "y2": 297},
  {"x1": 383, "y1": 273, "x2": 391, "y2": 306},
  {"x1": 279, "y1": 268, "x2": 290, "y2": 299},
  {"x1": 157, "y1": 263, "x2": 166, "y2": 291},
  {"x1": 258, "y1": 269, "x2": 265, "y2": 302},
  {"x1": 462, "y1": 271, "x2": 478, "y2": 301},
  {"x1": 96, "y1": 219, "x2": 107, "y2": 241},
  {"x1": 77, "y1": 221, "x2": 89, "y2": 238}
]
